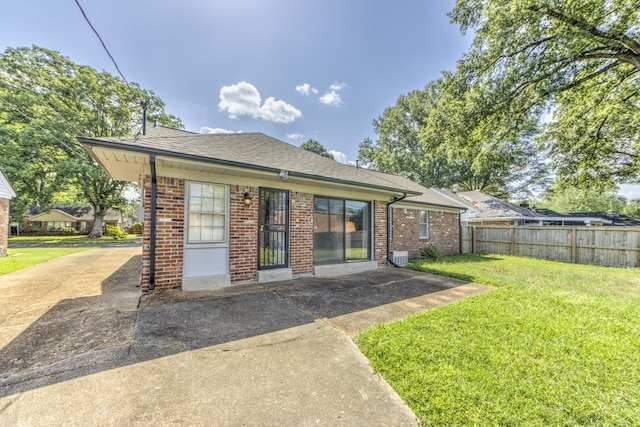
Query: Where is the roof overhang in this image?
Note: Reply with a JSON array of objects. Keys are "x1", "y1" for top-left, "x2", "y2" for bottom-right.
[
  {"x1": 79, "y1": 137, "x2": 422, "y2": 198},
  {"x1": 27, "y1": 209, "x2": 79, "y2": 222}
]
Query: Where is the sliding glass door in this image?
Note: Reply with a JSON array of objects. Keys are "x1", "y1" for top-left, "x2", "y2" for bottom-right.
[{"x1": 313, "y1": 197, "x2": 370, "y2": 264}]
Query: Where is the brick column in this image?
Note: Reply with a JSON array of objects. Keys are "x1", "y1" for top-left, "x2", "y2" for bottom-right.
[
  {"x1": 229, "y1": 185, "x2": 258, "y2": 283},
  {"x1": 373, "y1": 200, "x2": 388, "y2": 266},
  {"x1": 290, "y1": 191, "x2": 314, "y2": 274},
  {"x1": 142, "y1": 176, "x2": 185, "y2": 291}
]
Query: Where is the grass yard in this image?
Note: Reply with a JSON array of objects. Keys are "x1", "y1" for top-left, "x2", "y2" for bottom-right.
[
  {"x1": 9, "y1": 234, "x2": 140, "y2": 246},
  {"x1": 0, "y1": 247, "x2": 96, "y2": 275},
  {"x1": 355, "y1": 255, "x2": 640, "y2": 426}
]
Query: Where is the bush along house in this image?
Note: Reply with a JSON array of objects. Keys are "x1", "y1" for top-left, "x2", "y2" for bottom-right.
[{"x1": 79, "y1": 128, "x2": 465, "y2": 292}]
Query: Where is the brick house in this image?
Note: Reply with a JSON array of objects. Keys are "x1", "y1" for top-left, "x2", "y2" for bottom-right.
[
  {"x1": 79, "y1": 130, "x2": 465, "y2": 292},
  {"x1": 0, "y1": 169, "x2": 16, "y2": 256},
  {"x1": 22, "y1": 206, "x2": 123, "y2": 235}
]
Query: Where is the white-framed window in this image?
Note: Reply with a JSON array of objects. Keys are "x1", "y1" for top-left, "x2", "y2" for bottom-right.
[
  {"x1": 419, "y1": 210, "x2": 429, "y2": 239},
  {"x1": 47, "y1": 221, "x2": 73, "y2": 230},
  {"x1": 187, "y1": 181, "x2": 226, "y2": 244}
]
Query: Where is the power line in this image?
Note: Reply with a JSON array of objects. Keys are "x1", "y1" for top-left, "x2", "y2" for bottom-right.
[
  {"x1": 74, "y1": 0, "x2": 132, "y2": 90},
  {"x1": 73, "y1": 0, "x2": 149, "y2": 138},
  {"x1": 0, "y1": 77, "x2": 86, "y2": 137},
  {"x1": 0, "y1": 93, "x2": 87, "y2": 158}
]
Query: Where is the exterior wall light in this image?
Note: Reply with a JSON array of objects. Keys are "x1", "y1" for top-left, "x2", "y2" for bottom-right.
[{"x1": 243, "y1": 192, "x2": 252, "y2": 206}]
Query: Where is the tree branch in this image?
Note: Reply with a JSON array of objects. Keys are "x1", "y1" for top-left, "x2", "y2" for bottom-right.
[{"x1": 530, "y1": 5, "x2": 640, "y2": 57}]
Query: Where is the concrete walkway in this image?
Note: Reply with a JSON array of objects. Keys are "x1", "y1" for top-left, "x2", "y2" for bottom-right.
[{"x1": 0, "y1": 248, "x2": 492, "y2": 426}]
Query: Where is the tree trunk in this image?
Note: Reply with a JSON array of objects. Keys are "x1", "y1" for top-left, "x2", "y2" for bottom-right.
[{"x1": 88, "y1": 215, "x2": 104, "y2": 238}]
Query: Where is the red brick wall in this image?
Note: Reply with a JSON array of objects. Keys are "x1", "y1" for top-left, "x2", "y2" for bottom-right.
[
  {"x1": 390, "y1": 207, "x2": 460, "y2": 257},
  {"x1": 0, "y1": 198, "x2": 8, "y2": 256},
  {"x1": 373, "y1": 200, "x2": 388, "y2": 265},
  {"x1": 140, "y1": 178, "x2": 392, "y2": 290},
  {"x1": 229, "y1": 185, "x2": 258, "y2": 282},
  {"x1": 290, "y1": 191, "x2": 314, "y2": 275},
  {"x1": 142, "y1": 176, "x2": 185, "y2": 291}
]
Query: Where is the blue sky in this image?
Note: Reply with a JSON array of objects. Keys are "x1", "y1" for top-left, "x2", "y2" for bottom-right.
[
  {"x1": 2, "y1": 1, "x2": 639, "y2": 199},
  {"x1": 1, "y1": 1, "x2": 469, "y2": 160}
]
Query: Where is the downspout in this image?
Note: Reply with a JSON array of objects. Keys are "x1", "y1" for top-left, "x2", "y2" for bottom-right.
[
  {"x1": 386, "y1": 193, "x2": 407, "y2": 267},
  {"x1": 148, "y1": 153, "x2": 157, "y2": 291}
]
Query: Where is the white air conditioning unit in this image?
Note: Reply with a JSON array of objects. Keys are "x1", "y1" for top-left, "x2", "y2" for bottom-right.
[{"x1": 391, "y1": 250, "x2": 409, "y2": 266}]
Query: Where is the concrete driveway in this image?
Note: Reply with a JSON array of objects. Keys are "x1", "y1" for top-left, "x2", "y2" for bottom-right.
[{"x1": 0, "y1": 248, "x2": 491, "y2": 426}]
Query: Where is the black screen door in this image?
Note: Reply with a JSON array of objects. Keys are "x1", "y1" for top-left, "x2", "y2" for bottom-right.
[{"x1": 258, "y1": 188, "x2": 289, "y2": 270}]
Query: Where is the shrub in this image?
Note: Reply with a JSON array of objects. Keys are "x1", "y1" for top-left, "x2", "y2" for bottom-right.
[
  {"x1": 61, "y1": 227, "x2": 79, "y2": 235},
  {"x1": 104, "y1": 224, "x2": 128, "y2": 240},
  {"x1": 420, "y1": 243, "x2": 441, "y2": 260},
  {"x1": 128, "y1": 222, "x2": 143, "y2": 235}
]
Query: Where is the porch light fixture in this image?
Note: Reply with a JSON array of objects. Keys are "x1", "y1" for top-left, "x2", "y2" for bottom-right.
[
  {"x1": 243, "y1": 192, "x2": 252, "y2": 206},
  {"x1": 279, "y1": 170, "x2": 289, "y2": 181}
]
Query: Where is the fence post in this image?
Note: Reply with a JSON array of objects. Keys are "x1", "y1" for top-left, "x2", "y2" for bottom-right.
[
  {"x1": 510, "y1": 226, "x2": 515, "y2": 256},
  {"x1": 571, "y1": 228, "x2": 577, "y2": 264},
  {"x1": 472, "y1": 226, "x2": 476, "y2": 254}
]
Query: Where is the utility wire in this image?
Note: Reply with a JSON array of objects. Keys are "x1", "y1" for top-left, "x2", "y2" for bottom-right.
[
  {"x1": 0, "y1": 94, "x2": 87, "y2": 158},
  {"x1": 74, "y1": 0, "x2": 132, "y2": 90},
  {"x1": 0, "y1": 77, "x2": 86, "y2": 137},
  {"x1": 75, "y1": 0, "x2": 149, "y2": 138}
]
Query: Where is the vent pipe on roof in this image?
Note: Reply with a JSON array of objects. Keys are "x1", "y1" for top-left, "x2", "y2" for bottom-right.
[{"x1": 141, "y1": 100, "x2": 148, "y2": 136}]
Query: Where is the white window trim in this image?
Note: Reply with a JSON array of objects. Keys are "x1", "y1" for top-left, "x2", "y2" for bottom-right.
[
  {"x1": 419, "y1": 210, "x2": 429, "y2": 239},
  {"x1": 185, "y1": 181, "x2": 229, "y2": 245}
]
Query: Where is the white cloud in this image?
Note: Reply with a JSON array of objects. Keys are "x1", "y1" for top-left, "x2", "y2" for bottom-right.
[
  {"x1": 200, "y1": 127, "x2": 240, "y2": 134},
  {"x1": 218, "y1": 81, "x2": 301, "y2": 123},
  {"x1": 328, "y1": 150, "x2": 347, "y2": 164},
  {"x1": 296, "y1": 83, "x2": 318, "y2": 96},
  {"x1": 319, "y1": 82, "x2": 347, "y2": 107},
  {"x1": 287, "y1": 133, "x2": 305, "y2": 140},
  {"x1": 320, "y1": 91, "x2": 342, "y2": 107}
]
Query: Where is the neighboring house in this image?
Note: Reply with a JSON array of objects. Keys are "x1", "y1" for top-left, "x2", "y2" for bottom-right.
[
  {"x1": 23, "y1": 206, "x2": 123, "y2": 234},
  {"x1": 433, "y1": 189, "x2": 612, "y2": 226},
  {"x1": 561, "y1": 211, "x2": 640, "y2": 227},
  {"x1": 79, "y1": 132, "x2": 465, "y2": 292},
  {"x1": 0, "y1": 169, "x2": 16, "y2": 256}
]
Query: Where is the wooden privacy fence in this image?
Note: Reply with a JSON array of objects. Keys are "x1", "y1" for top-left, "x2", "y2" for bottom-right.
[{"x1": 461, "y1": 226, "x2": 640, "y2": 268}]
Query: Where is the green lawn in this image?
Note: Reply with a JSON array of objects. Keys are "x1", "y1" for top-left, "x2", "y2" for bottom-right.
[
  {"x1": 355, "y1": 255, "x2": 640, "y2": 426},
  {"x1": 9, "y1": 234, "x2": 140, "y2": 246},
  {"x1": 0, "y1": 247, "x2": 97, "y2": 275}
]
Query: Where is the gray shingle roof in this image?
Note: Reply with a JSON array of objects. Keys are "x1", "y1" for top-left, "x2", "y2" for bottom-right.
[
  {"x1": 80, "y1": 132, "x2": 467, "y2": 210},
  {"x1": 457, "y1": 190, "x2": 536, "y2": 218}
]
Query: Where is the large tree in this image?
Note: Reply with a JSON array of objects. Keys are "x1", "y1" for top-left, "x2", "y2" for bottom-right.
[
  {"x1": 300, "y1": 139, "x2": 334, "y2": 159},
  {"x1": 0, "y1": 46, "x2": 182, "y2": 236},
  {"x1": 538, "y1": 184, "x2": 627, "y2": 213},
  {"x1": 449, "y1": 0, "x2": 640, "y2": 187},
  {"x1": 358, "y1": 76, "x2": 546, "y2": 198}
]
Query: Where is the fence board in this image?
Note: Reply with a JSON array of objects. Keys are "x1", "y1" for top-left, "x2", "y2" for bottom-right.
[{"x1": 462, "y1": 226, "x2": 640, "y2": 268}]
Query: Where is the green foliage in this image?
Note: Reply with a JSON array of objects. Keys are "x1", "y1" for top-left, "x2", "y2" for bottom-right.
[
  {"x1": 103, "y1": 224, "x2": 128, "y2": 240},
  {"x1": 60, "y1": 226, "x2": 78, "y2": 235},
  {"x1": 449, "y1": 0, "x2": 640, "y2": 187},
  {"x1": 0, "y1": 46, "x2": 182, "y2": 232},
  {"x1": 359, "y1": 76, "x2": 548, "y2": 199},
  {"x1": 357, "y1": 255, "x2": 640, "y2": 425},
  {"x1": 538, "y1": 185, "x2": 627, "y2": 213},
  {"x1": 128, "y1": 221, "x2": 143, "y2": 235},
  {"x1": 622, "y1": 199, "x2": 640, "y2": 219},
  {"x1": 299, "y1": 139, "x2": 334, "y2": 159},
  {"x1": 420, "y1": 242, "x2": 441, "y2": 260}
]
